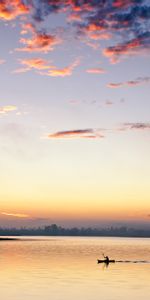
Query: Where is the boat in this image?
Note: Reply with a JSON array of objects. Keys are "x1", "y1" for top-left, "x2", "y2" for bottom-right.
[{"x1": 97, "y1": 259, "x2": 115, "y2": 264}]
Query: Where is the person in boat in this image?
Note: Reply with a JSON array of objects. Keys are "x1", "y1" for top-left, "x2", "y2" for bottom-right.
[{"x1": 104, "y1": 255, "x2": 109, "y2": 263}]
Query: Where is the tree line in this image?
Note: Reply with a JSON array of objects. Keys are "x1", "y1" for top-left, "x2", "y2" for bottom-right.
[{"x1": 0, "y1": 224, "x2": 150, "y2": 237}]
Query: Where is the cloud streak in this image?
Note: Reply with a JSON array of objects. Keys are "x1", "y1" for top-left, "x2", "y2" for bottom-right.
[
  {"x1": 104, "y1": 32, "x2": 150, "y2": 63},
  {"x1": 86, "y1": 67, "x2": 106, "y2": 74},
  {"x1": 1, "y1": 212, "x2": 29, "y2": 218},
  {"x1": 14, "y1": 58, "x2": 53, "y2": 73},
  {"x1": 42, "y1": 59, "x2": 80, "y2": 77},
  {"x1": 47, "y1": 122, "x2": 150, "y2": 141},
  {"x1": 15, "y1": 58, "x2": 80, "y2": 77},
  {"x1": 108, "y1": 76, "x2": 150, "y2": 88},
  {"x1": 121, "y1": 123, "x2": 150, "y2": 131},
  {"x1": 48, "y1": 129, "x2": 104, "y2": 139},
  {"x1": 0, "y1": 105, "x2": 17, "y2": 114}
]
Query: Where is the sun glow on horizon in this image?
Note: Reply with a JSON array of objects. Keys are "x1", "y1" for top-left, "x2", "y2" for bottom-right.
[{"x1": 1, "y1": 212, "x2": 29, "y2": 218}]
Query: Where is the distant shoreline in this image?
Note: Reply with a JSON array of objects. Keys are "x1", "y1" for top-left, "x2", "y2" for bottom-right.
[
  {"x1": 0, "y1": 237, "x2": 19, "y2": 241},
  {"x1": 0, "y1": 235, "x2": 150, "y2": 239},
  {"x1": 0, "y1": 224, "x2": 150, "y2": 238}
]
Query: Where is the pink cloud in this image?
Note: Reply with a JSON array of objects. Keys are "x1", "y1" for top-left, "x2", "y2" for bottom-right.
[
  {"x1": 105, "y1": 100, "x2": 113, "y2": 106},
  {"x1": 107, "y1": 82, "x2": 124, "y2": 88},
  {"x1": 20, "y1": 22, "x2": 35, "y2": 35},
  {"x1": 68, "y1": 99, "x2": 80, "y2": 105},
  {"x1": 86, "y1": 67, "x2": 106, "y2": 74},
  {"x1": 67, "y1": 12, "x2": 82, "y2": 22},
  {"x1": 112, "y1": 0, "x2": 132, "y2": 8},
  {"x1": 80, "y1": 23, "x2": 111, "y2": 43},
  {"x1": 17, "y1": 24, "x2": 61, "y2": 53},
  {"x1": 103, "y1": 33, "x2": 150, "y2": 63},
  {"x1": 14, "y1": 57, "x2": 79, "y2": 77},
  {"x1": 45, "y1": 59, "x2": 80, "y2": 77},
  {"x1": 0, "y1": 59, "x2": 5, "y2": 64},
  {"x1": 48, "y1": 129, "x2": 104, "y2": 139},
  {"x1": 14, "y1": 58, "x2": 53, "y2": 73},
  {"x1": 0, "y1": 0, "x2": 29, "y2": 20},
  {"x1": 88, "y1": 32, "x2": 111, "y2": 41}
]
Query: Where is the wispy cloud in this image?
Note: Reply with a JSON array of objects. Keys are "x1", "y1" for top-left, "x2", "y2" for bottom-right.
[
  {"x1": 120, "y1": 123, "x2": 150, "y2": 131},
  {"x1": 14, "y1": 58, "x2": 53, "y2": 73},
  {"x1": 14, "y1": 57, "x2": 79, "y2": 77},
  {"x1": 80, "y1": 23, "x2": 112, "y2": 41},
  {"x1": 67, "y1": 12, "x2": 82, "y2": 22},
  {"x1": 0, "y1": 105, "x2": 17, "y2": 115},
  {"x1": 0, "y1": 59, "x2": 5, "y2": 64},
  {"x1": 1, "y1": 212, "x2": 29, "y2": 218},
  {"x1": 108, "y1": 76, "x2": 150, "y2": 88},
  {"x1": 107, "y1": 82, "x2": 123, "y2": 88},
  {"x1": 68, "y1": 99, "x2": 80, "y2": 105},
  {"x1": 16, "y1": 23, "x2": 61, "y2": 53},
  {"x1": 103, "y1": 32, "x2": 150, "y2": 63},
  {"x1": 86, "y1": 67, "x2": 106, "y2": 74},
  {"x1": 112, "y1": 0, "x2": 132, "y2": 9},
  {"x1": 43, "y1": 59, "x2": 80, "y2": 77},
  {"x1": 48, "y1": 129, "x2": 104, "y2": 139},
  {"x1": 105, "y1": 100, "x2": 113, "y2": 106},
  {"x1": 20, "y1": 23, "x2": 35, "y2": 35},
  {"x1": 47, "y1": 122, "x2": 150, "y2": 141}
]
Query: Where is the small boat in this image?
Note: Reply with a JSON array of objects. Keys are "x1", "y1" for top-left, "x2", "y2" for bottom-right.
[{"x1": 97, "y1": 259, "x2": 115, "y2": 264}]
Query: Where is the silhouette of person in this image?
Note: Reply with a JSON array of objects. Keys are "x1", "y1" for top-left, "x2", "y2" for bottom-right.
[{"x1": 104, "y1": 255, "x2": 109, "y2": 263}]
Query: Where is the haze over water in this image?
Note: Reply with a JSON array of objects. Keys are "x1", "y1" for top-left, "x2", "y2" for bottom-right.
[{"x1": 0, "y1": 237, "x2": 150, "y2": 300}]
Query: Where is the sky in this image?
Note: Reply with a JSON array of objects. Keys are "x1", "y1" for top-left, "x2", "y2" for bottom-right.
[{"x1": 0, "y1": 0, "x2": 150, "y2": 228}]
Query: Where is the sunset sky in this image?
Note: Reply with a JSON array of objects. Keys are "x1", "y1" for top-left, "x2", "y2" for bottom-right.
[{"x1": 0, "y1": 0, "x2": 150, "y2": 228}]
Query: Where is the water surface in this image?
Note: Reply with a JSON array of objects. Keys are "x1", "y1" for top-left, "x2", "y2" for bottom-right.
[{"x1": 0, "y1": 236, "x2": 150, "y2": 300}]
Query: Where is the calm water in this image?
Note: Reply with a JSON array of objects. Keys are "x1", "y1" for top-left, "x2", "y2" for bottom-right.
[{"x1": 0, "y1": 236, "x2": 150, "y2": 300}]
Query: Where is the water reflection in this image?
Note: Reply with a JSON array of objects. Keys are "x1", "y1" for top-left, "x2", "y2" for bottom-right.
[{"x1": 0, "y1": 237, "x2": 150, "y2": 300}]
